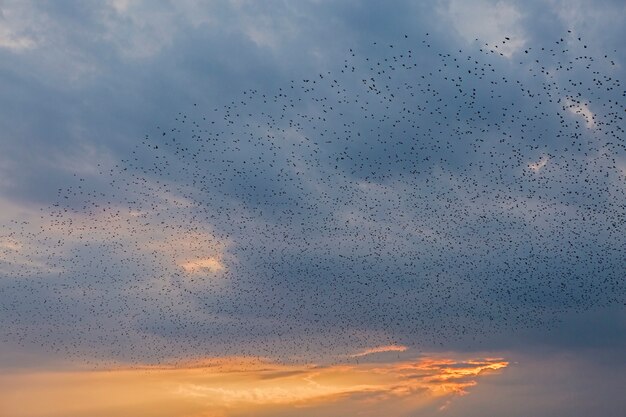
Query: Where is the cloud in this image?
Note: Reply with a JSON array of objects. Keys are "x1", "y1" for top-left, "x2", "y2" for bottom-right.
[
  {"x1": 0, "y1": 354, "x2": 508, "y2": 417},
  {"x1": 180, "y1": 257, "x2": 225, "y2": 274},
  {"x1": 0, "y1": 28, "x2": 35, "y2": 51},
  {"x1": 564, "y1": 97, "x2": 596, "y2": 128},
  {"x1": 349, "y1": 345, "x2": 408, "y2": 358},
  {"x1": 0, "y1": 3, "x2": 37, "y2": 51},
  {"x1": 441, "y1": 348, "x2": 626, "y2": 417},
  {"x1": 439, "y1": 0, "x2": 526, "y2": 57},
  {"x1": 0, "y1": 0, "x2": 624, "y2": 384},
  {"x1": 528, "y1": 155, "x2": 549, "y2": 172}
]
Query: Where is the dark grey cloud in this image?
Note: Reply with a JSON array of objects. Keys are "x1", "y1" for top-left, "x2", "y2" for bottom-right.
[
  {"x1": 442, "y1": 347, "x2": 626, "y2": 417},
  {"x1": 0, "y1": 0, "x2": 624, "y2": 382}
]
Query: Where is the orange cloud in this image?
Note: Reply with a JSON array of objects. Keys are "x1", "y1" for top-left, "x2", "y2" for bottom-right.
[
  {"x1": 349, "y1": 345, "x2": 409, "y2": 357},
  {"x1": 0, "y1": 355, "x2": 508, "y2": 417},
  {"x1": 180, "y1": 257, "x2": 225, "y2": 273}
]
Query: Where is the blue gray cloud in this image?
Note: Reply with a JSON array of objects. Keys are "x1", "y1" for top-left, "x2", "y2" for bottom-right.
[{"x1": 0, "y1": 0, "x2": 625, "y2": 382}]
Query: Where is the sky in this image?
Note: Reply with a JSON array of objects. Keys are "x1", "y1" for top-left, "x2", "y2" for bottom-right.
[{"x1": 0, "y1": 0, "x2": 625, "y2": 416}]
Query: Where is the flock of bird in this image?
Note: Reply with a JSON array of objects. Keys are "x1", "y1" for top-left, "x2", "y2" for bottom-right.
[{"x1": 1, "y1": 31, "x2": 624, "y2": 365}]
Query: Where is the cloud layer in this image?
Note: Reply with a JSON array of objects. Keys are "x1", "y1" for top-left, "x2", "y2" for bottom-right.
[
  {"x1": 0, "y1": 354, "x2": 507, "y2": 417},
  {"x1": 0, "y1": 1, "x2": 625, "y2": 415}
]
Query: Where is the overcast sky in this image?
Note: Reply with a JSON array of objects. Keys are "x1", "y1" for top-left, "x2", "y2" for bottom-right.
[{"x1": 0, "y1": 1, "x2": 625, "y2": 416}]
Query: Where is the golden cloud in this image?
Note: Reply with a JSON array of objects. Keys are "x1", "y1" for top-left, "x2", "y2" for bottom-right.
[
  {"x1": 180, "y1": 257, "x2": 225, "y2": 274},
  {"x1": 349, "y1": 345, "x2": 409, "y2": 357},
  {"x1": 0, "y1": 355, "x2": 508, "y2": 417}
]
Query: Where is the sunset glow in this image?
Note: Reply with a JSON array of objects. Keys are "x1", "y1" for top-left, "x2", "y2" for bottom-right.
[
  {"x1": 180, "y1": 257, "x2": 225, "y2": 274},
  {"x1": 1, "y1": 1, "x2": 624, "y2": 416},
  {"x1": 0, "y1": 356, "x2": 508, "y2": 417}
]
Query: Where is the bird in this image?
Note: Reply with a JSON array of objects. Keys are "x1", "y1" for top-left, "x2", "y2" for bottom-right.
[{"x1": 0, "y1": 30, "x2": 624, "y2": 368}]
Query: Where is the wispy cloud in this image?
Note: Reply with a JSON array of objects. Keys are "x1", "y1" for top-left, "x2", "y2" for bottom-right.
[
  {"x1": 349, "y1": 345, "x2": 409, "y2": 358},
  {"x1": 0, "y1": 355, "x2": 507, "y2": 417},
  {"x1": 439, "y1": 0, "x2": 526, "y2": 58},
  {"x1": 180, "y1": 257, "x2": 225, "y2": 274},
  {"x1": 564, "y1": 97, "x2": 596, "y2": 128},
  {"x1": 0, "y1": 4, "x2": 37, "y2": 51},
  {"x1": 528, "y1": 155, "x2": 549, "y2": 172}
]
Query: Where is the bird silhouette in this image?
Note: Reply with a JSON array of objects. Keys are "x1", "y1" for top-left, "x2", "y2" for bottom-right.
[{"x1": 1, "y1": 31, "x2": 624, "y2": 367}]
